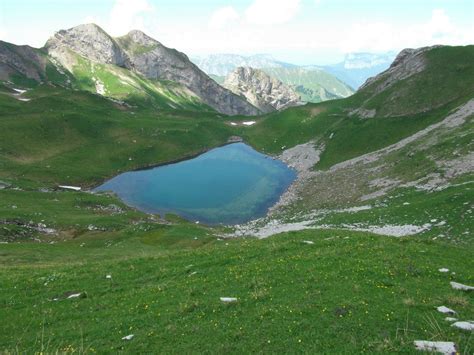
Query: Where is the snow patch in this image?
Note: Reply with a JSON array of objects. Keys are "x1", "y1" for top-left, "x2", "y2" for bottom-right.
[
  {"x1": 58, "y1": 185, "x2": 81, "y2": 191},
  {"x1": 13, "y1": 88, "x2": 27, "y2": 94}
]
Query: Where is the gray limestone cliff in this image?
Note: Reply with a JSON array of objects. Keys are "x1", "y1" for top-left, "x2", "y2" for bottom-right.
[{"x1": 223, "y1": 67, "x2": 302, "y2": 113}]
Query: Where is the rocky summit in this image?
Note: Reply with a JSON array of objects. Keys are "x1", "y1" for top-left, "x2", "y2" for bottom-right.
[
  {"x1": 45, "y1": 24, "x2": 130, "y2": 68},
  {"x1": 223, "y1": 67, "x2": 302, "y2": 113}
]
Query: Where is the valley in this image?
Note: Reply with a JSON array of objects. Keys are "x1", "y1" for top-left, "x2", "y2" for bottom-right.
[{"x1": 0, "y1": 22, "x2": 473, "y2": 354}]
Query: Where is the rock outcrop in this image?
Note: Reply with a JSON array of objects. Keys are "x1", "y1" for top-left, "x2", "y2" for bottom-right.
[
  {"x1": 0, "y1": 41, "x2": 47, "y2": 82},
  {"x1": 223, "y1": 67, "x2": 302, "y2": 113},
  {"x1": 359, "y1": 46, "x2": 442, "y2": 94},
  {"x1": 45, "y1": 24, "x2": 130, "y2": 68}
]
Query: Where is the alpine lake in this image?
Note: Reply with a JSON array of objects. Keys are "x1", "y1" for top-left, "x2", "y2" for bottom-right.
[{"x1": 94, "y1": 143, "x2": 296, "y2": 225}]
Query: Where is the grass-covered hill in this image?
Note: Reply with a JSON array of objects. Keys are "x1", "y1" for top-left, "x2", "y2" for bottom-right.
[
  {"x1": 0, "y1": 45, "x2": 473, "y2": 353},
  {"x1": 261, "y1": 66, "x2": 355, "y2": 103}
]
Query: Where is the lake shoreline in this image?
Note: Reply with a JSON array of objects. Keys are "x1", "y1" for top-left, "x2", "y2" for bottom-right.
[{"x1": 94, "y1": 141, "x2": 296, "y2": 225}]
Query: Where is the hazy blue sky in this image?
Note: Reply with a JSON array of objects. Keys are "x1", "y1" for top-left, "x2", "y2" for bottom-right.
[{"x1": 1, "y1": 0, "x2": 473, "y2": 64}]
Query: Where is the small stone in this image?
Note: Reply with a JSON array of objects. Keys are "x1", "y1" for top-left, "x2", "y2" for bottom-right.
[
  {"x1": 122, "y1": 334, "x2": 134, "y2": 341},
  {"x1": 220, "y1": 297, "x2": 238, "y2": 303},
  {"x1": 414, "y1": 341, "x2": 457, "y2": 354},
  {"x1": 445, "y1": 317, "x2": 457, "y2": 322},
  {"x1": 437, "y1": 306, "x2": 456, "y2": 315},
  {"x1": 451, "y1": 321, "x2": 474, "y2": 331},
  {"x1": 450, "y1": 281, "x2": 474, "y2": 291}
]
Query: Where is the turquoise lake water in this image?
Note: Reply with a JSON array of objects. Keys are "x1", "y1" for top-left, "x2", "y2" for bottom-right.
[{"x1": 94, "y1": 143, "x2": 296, "y2": 225}]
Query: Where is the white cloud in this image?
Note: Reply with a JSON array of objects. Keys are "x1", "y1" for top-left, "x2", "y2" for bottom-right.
[
  {"x1": 108, "y1": 0, "x2": 154, "y2": 36},
  {"x1": 0, "y1": 28, "x2": 7, "y2": 40},
  {"x1": 245, "y1": 0, "x2": 301, "y2": 25},
  {"x1": 339, "y1": 9, "x2": 472, "y2": 53},
  {"x1": 83, "y1": 15, "x2": 103, "y2": 27},
  {"x1": 422, "y1": 8, "x2": 456, "y2": 42},
  {"x1": 209, "y1": 6, "x2": 240, "y2": 30}
]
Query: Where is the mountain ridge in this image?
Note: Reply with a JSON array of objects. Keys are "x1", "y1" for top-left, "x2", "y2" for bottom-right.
[{"x1": 1, "y1": 24, "x2": 260, "y2": 116}]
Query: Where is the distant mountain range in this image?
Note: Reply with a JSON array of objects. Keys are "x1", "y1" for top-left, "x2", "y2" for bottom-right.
[
  {"x1": 192, "y1": 54, "x2": 292, "y2": 77},
  {"x1": 193, "y1": 54, "x2": 355, "y2": 103},
  {"x1": 192, "y1": 52, "x2": 397, "y2": 102}
]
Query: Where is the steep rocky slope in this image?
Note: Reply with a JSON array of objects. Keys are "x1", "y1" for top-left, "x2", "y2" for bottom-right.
[
  {"x1": 223, "y1": 67, "x2": 301, "y2": 113},
  {"x1": 0, "y1": 41, "x2": 70, "y2": 85},
  {"x1": 116, "y1": 30, "x2": 259, "y2": 116}
]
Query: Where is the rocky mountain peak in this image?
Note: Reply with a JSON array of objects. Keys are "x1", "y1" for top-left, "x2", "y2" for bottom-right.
[
  {"x1": 223, "y1": 67, "x2": 301, "y2": 113},
  {"x1": 44, "y1": 23, "x2": 130, "y2": 68},
  {"x1": 122, "y1": 30, "x2": 159, "y2": 46},
  {"x1": 359, "y1": 45, "x2": 443, "y2": 93}
]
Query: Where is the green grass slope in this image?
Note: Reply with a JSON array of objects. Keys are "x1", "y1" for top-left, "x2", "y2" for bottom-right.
[
  {"x1": 0, "y1": 84, "x2": 231, "y2": 186},
  {"x1": 1, "y1": 226, "x2": 473, "y2": 353}
]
